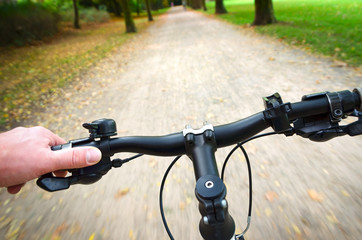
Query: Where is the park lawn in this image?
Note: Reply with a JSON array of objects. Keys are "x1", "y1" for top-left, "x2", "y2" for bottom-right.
[
  {"x1": 0, "y1": 11, "x2": 167, "y2": 130},
  {"x1": 205, "y1": 0, "x2": 361, "y2": 66}
]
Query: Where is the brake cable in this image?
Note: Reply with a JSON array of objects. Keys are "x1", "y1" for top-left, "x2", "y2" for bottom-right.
[
  {"x1": 159, "y1": 155, "x2": 182, "y2": 240},
  {"x1": 112, "y1": 153, "x2": 144, "y2": 168},
  {"x1": 159, "y1": 132, "x2": 276, "y2": 239},
  {"x1": 221, "y1": 132, "x2": 276, "y2": 239}
]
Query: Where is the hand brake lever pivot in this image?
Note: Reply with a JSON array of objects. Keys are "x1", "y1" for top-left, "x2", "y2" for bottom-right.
[{"x1": 37, "y1": 119, "x2": 117, "y2": 192}]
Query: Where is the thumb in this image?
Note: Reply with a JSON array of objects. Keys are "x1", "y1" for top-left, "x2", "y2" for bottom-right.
[{"x1": 50, "y1": 147, "x2": 102, "y2": 170}]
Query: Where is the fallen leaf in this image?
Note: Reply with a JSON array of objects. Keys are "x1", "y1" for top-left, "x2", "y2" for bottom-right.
[
  {"x1": 115, "y1": 188, "x2": 129, "y2": 199},
  {"x1": 257, "y1": 172, "x2": 270, "y2": 179},
  {"x1": 265, "y1": 207, "x2": 272, "y2": 217},
  {"x1": 274, "y1": 180, "x2": 280, "y2": 187},
  {"x1": 0, "y1": 216, "x2": 13, "y2": 230},
  {"x1": 51, "y1": 222, "x2": 68, "y2": 240},
  {"x1": 89, "y1": 233, "x2": 95, "y2": 240},
  {"x1": 331, "y1": 60, "x2": 347, "y2": 67},
  {"x1": 3, "y1": 199, "x2": 10, "y2": 206},
  {"x1": 292, "y1": 224, "x2": 301, "y2": 234},
  {"x1": 129, "y1": 229, "x2": 136, "y2": 240},
  {"x1": 265, "y1": 191, "x2": 279, "y2": 202},
  {"x1": 185, "y1": 115, "x2": 196, "y2": 121},
  {"x1": 95, "y1": 209, "x2": 102, "y2": 217},
  {"x1": 70, "y1": 222, "x2": 81, "y2": 235},
  {"x1": 149, "y1": 158, "x2": 157, "y2": 168},
  {"x1": 245, "y1": 143, "x2": 256, "y2": 154},
  {"x1": 341, "y1": 190, "x2": 350, "y2": 197},
  {"x1": 6, "y1": 219, "x2": 23, "y2": 240},
  {"x1": 36, "y1": 216, "x2": 43, "y2": 223},
  {"x1": 179, "y1": 201, "x2": 186, "y2": 210},
  {"x1": 307, "y1": 189, "x2": 323, "y2": 202},
  {"x1": 206, "y1": 112, "x2": 215, "y2": 119},
  {"x1": 42, "y1": 192, "x2": 53, "y2": 200},
  {"x1": 326, "y1": 213, "x2": 339, "y2": 224}
]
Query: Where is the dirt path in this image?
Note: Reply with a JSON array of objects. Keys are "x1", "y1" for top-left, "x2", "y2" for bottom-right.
[{"x1": 1, "y1": 7, "x2": 361, "y2": 240}]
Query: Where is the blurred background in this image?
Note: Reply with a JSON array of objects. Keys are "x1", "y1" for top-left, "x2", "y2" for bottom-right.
[{"x1": 0, "y1": 0, "x2": 361, "y2": 239}]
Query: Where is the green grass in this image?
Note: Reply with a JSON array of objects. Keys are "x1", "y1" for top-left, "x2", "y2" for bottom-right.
[{"x1": 205, "y1": 0, "x2": 362, "y2": 66}]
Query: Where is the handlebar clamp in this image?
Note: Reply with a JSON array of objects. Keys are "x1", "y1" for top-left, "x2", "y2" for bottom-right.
[
  {"x1": 326, "y1": 92, "x2": 344, "y2": 122},
  {"x1": 263, "y1": 93, "x2": 293, "y2": 135}
]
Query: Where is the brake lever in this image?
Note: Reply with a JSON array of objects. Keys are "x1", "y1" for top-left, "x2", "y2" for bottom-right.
[
  {"x1": 342, "y1": 110, "x2": 362, "y2": 136},
  {"x1": 295, "y1": 110, "x2": 362, "y2": 142},
  {"x1": 36, "y1": 156, "x2": 113, "y2": 192},
  {"x1": 37, "y1": 119, "x2": 118, "y2": 192}
]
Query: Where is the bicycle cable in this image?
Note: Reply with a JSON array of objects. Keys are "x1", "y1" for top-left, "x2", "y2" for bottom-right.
[
  {"x1": 159, "y1": 132, "x2": 276, "y2": 240},
  {"x1": 112, "y1": 153, "x2": 144, "y2": 168},
  {"x1": 159, "y1": 155, "x2": 182, "y2": 240},
  {"x1": 221, "y1": 132, "x2": 277, "y2": 239}
]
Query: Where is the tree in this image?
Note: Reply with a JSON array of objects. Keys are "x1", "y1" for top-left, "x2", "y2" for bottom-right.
[
  {"x1": 119, "y1": 0, "x2": 136, "y2": 33},
  {"x1": 189, "y1": 0, "x2": 201, "y2": 10},
  {"x1": 145, "y1": 0, "x2": 153, "y2": 21},
  {"x1": 215, "y1": 0, "x2": 227, "y2": 14},
  {"x1": 112, "y1": 0, "x2": 122, "y2": 17},
  {"x1": 253, "y1": 0, "x2": 277, "y2": 25},
  {"x1": 72, "y1": 0, "x2": 80, "y2": 29},
  {"x1": 201, "y1": 0, "x2": 207, "y2": 11}
]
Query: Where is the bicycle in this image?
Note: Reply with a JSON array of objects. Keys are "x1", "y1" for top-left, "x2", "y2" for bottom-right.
[{"x1": 37, "y1": 88, "x2": 362, "y2": 240}]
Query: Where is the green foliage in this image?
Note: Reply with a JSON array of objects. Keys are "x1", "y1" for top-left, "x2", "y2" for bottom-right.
[
  {"x1": 0, "y1": 2, "x2": 60, "y2": 46},
  {"x1": 60, "y1": 7, "x2": 110, "y2": 23},
  {"x1": 205, "y1": 0, "x2": 362, "y2": 66}
]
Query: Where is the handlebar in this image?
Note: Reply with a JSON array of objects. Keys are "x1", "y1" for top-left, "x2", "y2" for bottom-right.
[
  {"x1": 37, "y1": 88, "x2": 361, "y2": 240},
  {"x1": 57, "y1": 88, "x2": 361, "y2": 156}
]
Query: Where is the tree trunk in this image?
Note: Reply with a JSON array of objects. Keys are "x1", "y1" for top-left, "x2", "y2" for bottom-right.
[
  {"x1": 120, "y1": 0, "x2": 137, "y2": 33},
  {"x1": 253, "y1": 0, "x2": 277, "y2": 25},
  {"x1": 202, "y1": 0, "x2": 207, "y2": 11},
  {"x1": 191, "y1": 0, "x2": 202, "y2": 10},
  {"x1": 145, "y1": 0, "x2": 153, "y2": 21},
  {"x1": 72, "y1": 0, "x2": 80, "y2": 29},
  {"x1": 215, "y1": 0, "x2": 227, "y2": 14},
  {"x1": 112, "y1": 0, "x2": 122, "y2": 17},
  {"x1": 136, "y1": 0, "x2": 140, "y2": 17}
]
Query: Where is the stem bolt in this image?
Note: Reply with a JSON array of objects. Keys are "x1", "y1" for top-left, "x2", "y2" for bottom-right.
[
  {"x1": 205, "y1": 181, "x2": 214, "y2": 189},
  {"x1": 203, "y1": 216, "x2": 209, "y2": 225}
]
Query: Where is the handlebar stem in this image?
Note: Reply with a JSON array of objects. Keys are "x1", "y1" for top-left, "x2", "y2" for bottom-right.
[{"x1": 184, "y1": 124, "x2": 235, "y2": 240}]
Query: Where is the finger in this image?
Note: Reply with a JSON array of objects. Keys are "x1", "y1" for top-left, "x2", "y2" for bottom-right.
[
  {"x1": 7, "y1": 183, "x2": 25, "y2": 194},
  {"x1": 53, "y1": 170, "x2": 67, "y2": 177},
  {"x1": 51, "y1": 135, "x2": 67, "y2": 146},
  {"x1": 49, "y1": 147, "x2": 102, "y2": 171},
  {"x1": 32, "y1": 126, "x2": 66, "y2": 146},
  {"x1": 45, "y1": 130, "x2": 66, "y2": 146}
]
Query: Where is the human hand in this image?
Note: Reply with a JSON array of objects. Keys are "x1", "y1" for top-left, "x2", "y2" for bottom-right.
[{"x1": 0, "y1": 127, "x2": 102, "y2": 194}]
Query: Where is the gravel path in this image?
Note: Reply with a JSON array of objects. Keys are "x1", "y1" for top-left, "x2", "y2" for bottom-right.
[{"x1": 1, "y1": 7, "x2": 361, "y2": 240}]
